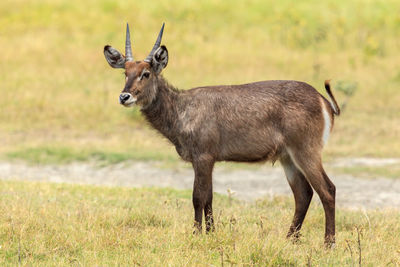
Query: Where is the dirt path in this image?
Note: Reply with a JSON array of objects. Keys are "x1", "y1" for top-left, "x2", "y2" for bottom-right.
[{"x1": 1, "y1": 159, "x2": 399, "y2": 210}]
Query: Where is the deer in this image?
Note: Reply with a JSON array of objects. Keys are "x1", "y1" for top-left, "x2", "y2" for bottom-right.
[{"x1": 103, "y1": 23, "x2": 340, "y2": 247}]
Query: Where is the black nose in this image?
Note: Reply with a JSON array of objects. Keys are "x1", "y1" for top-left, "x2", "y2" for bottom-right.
[{"x1": 119, "y1": 93, "x2": 131, "y2": 104}]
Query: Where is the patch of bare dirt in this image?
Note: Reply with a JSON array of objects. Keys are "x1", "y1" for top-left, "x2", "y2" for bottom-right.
[{"x1": 0, "y1": 159, "x2": 399, "y2": 210}]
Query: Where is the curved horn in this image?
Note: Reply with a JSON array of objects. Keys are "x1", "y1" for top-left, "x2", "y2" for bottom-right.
[
  {"x1": 125, "y1": 23, "x2": 134, "y2": 62},
  {"x1": 144, "y1": 23, "x2": 165, "y2": 63}
]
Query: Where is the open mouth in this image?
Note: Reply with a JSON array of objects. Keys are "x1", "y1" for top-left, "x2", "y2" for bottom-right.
[{"x1": 122, "y1": 101, "x2": 136, "y2": 107}]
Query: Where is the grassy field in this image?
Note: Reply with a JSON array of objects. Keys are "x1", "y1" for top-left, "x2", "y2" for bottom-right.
[
  {"x1": 1, "y1": 2, "x2": 399, "y2": 265},
  {"x1": 0, "y1": 0, "x2": 400, "y2": 165},
  {"x1": 0, "y1": 180, "x2": 399, "y2": 266}
]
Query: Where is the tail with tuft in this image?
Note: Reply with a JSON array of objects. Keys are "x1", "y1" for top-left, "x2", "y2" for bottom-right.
[{"x1": 324, "y1": 80, "x2": 340, "y2": 116}]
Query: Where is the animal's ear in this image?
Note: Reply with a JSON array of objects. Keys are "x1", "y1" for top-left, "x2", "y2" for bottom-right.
[
  {"x1": 151, "y1": 45, "x2": 168, "y2": 74},
  {"x1": 104, "y1": 45, "x2": 125, "y2": 68}
]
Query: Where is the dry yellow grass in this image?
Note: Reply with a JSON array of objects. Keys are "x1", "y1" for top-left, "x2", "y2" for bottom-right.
[{"x1": 0, "y1": 180, "x2": 399, "y2": 266}]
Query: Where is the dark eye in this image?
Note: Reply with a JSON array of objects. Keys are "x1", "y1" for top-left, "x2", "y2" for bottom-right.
[{"x1": 142, "y1": 72, "x2": 150, "y2": 79}]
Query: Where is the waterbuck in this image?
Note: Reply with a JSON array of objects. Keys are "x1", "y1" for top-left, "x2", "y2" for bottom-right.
[{"x1": 103, "y1": 23, "x2": 340, "y2": 246}]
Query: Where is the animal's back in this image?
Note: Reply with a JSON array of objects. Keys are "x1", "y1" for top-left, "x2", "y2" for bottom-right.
[
  {"x1": 179, "y1": 80, "x2": 329, "y2": 162},
  {"x1": 186, "y1": 80, "x2": 326, "y2": 116}
]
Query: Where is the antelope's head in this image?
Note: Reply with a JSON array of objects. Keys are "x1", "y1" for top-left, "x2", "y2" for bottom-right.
[{"x1": 104, "y1": 23, "x2": 168, "y2": 107}]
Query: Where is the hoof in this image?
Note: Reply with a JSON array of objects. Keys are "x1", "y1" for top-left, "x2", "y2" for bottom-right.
[
  {"x1": 287, "y1": 230, "x2": 302, "y2": 243},
  {"x1": 324, "y1": 239, "x2": 336, "y2": 249},
  {"x1": 193, "y1": 222, "x2": 202, "y2": 234},
  {"x1": 205, "y1": 224, "x2": 215, "y2": 233}
]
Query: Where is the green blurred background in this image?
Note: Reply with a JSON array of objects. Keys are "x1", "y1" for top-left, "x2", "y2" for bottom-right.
[{"x1": 1, "y1": 0, "x2": 399, "y2": 164}]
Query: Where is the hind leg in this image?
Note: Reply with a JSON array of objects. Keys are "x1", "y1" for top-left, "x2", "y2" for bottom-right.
[
  {"x1": 288, "y1": 148, "x2": 336, "y2": 247},
  {"x1": 281, "y1": 155, "x2": 313, "y2": 240}
]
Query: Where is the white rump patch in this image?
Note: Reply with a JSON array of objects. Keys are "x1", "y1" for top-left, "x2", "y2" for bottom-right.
[{"x1": 322, "y1": 104, "x2": 332, "y2": 145}]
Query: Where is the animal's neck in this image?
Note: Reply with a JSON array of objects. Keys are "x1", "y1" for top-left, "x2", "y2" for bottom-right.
[{"x1": 141, "y1": 76, "x2": 181, "y2": 145}]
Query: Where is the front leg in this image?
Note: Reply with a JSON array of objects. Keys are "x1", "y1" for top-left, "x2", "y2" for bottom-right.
[
  {"x1": 204, "y1": 185, "x2": 214, "y2": 232},
  {"x1": 192, "y1": 154, "x2": 215, "y2": 233}
]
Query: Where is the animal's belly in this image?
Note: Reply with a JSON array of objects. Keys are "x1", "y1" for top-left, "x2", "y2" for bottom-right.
[
  {"x1": 208, "y1": 123, "x2": 279, "y2": 161},
  {"x1": 217, "y1": 137, "x2": 282, "y2": 163}
]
